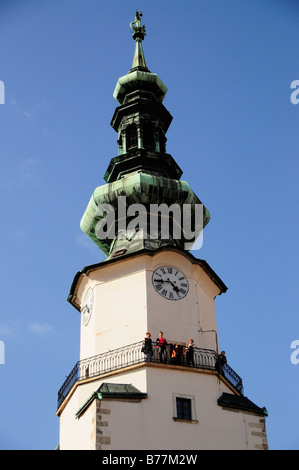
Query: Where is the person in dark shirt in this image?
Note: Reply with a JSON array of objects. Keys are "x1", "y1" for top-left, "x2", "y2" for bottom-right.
[
  {"x1": 215, "y1": 350, "x2": 227, "y2": 374},
  {"x1": 171, "y1": 344, "x2": 181, "y2": 365},
  {"x1": 185, "y1": 338, "x2": 195, "y2": 366},
  {"x1": 142, "y1": 332, "x2": 153, "y2": 361},
  {"x1": 156, "y1": 331, "x2": 167, "y2": 363}
]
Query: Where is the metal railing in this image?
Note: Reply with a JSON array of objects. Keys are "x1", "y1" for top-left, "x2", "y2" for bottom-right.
[{"x1": 57, "y1": 341, "x2": 243, "y2": 409}]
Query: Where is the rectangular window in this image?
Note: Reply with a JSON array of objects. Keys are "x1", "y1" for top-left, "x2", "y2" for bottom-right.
[
  {"x1": 176, "y1": 397, "x2": 192, "y2": 420},
  {"x1": 173, "y1": 394, "x2": 198, "y2": 423}
]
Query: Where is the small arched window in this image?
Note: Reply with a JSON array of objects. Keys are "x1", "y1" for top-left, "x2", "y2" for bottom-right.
[
  {"x1": 126, "y1": 124, "x2": 138, "y2": 150},
  {"x1": 117, "y1": 134, "x2": 123, "y2": 155},
  {"x1": 159, "y1": 132, "x2": 166, "y2": 153},
  {"x1": 142, "y1": 122, "x2": 154, "y2": 150}
]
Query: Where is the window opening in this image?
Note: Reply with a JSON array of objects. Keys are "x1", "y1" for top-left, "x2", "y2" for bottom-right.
[{"x1": 176, "y1": 397, "x2": 192, "y2": 420}]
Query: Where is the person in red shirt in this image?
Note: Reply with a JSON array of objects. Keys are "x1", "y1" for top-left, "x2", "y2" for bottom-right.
[{"x1": 156, "y1": 331, "x2": 167, "y2": 363}]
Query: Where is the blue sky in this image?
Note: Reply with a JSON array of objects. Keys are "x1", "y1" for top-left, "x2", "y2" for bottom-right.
[{"x1": 0, "y1": 0, "x2": 298, "y2": 450}]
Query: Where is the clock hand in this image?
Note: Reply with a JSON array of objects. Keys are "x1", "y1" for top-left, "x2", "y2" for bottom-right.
[
  {"x1": 154, "y1": 278, "x2": 180, "y2": 292},
  {"x1": 165, "y1": 279, "x2": 180, "y2": 292},
  {"x1": 171, "y1": 283, "x2": 180, "y2": 292}
]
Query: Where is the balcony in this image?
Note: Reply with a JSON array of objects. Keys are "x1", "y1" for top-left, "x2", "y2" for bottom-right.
[{"x1": 57, "y1": 341, "x2": 244, "y2": 410}]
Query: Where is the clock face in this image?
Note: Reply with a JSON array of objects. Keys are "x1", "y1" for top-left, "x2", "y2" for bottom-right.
[
  {"x1": 81, "y1": 287, "x2": 94, "y2": 326},
  {"x1": 152, "y1": 266, "x2": 189, "y2": 300}
]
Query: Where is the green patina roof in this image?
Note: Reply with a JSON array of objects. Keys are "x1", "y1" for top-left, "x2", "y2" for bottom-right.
[
  {"x1": 218, "y1": 393, "x2": 268, "y2": 416},
  {"x1": 113, "y1": 70, "x2": 168, "y2": 104},
  {"x1": 76, "y1": 383, "x2": 147, "y2": 418},
  {"x1": 80, "y1": 172, "x2": 210, "y2": 257}
]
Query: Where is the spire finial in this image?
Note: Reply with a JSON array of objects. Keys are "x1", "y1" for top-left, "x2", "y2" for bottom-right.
[
  {"x1": 129, "y1": 11, "x2": 148, "y2": 71},
  {"x1": 130, "y1": 11, "x2": 146, "y2": 42}
]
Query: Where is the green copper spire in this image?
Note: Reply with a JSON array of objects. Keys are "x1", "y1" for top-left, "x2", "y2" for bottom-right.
[
  {"x1": 130, "y1": 11, "x2": 148, "y2": 71},
  {"x1": 79, "y1": 13, "x2": 210, "y2": 260},
  {"x1": 113, "y1": 12, "x2": 167, "y2": 104}
]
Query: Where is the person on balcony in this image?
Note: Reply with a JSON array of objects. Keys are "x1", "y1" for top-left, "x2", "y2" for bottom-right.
[
  {"x1": 156, "y1": 331, "x2": 168, "y2": 363},
  {"x1": 171, "y1": 344, "x2": 182, "y2": 365},
  {"x1": 141, "y1": 332, "x2": 153, "y2": 361},
  {"x1": 184, "y1": 338, "x2": 195, "y2": 366},
  {"x1": 215, "y1": 350, "x2": 227, "y2": 374}
]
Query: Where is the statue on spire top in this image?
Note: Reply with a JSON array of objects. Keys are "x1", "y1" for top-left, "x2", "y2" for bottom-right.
[{"x1": 130, "y1": 11, "x2": 146, "y2": 41}]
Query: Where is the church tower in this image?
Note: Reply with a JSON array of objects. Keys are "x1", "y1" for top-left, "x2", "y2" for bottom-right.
[{"x1": 57, "y1": 13, "x2": 268, "y2": 451}]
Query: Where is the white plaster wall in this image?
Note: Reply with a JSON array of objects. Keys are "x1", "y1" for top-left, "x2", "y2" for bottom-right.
[
  {"x1": 79, "y1": 265, "x2": 148, "y2": 359},
  {"x1": 99, "y1": 367, "x2": 265, "y2": 451},
  {"x1": 59, "y1": 385, "x2": 96, "y2": 450},
  {"x1": 59, "y1": 365, "x2": 266, "y2": 450},
  {"x1": 145, "y1": 251, "x2": 220, "y2": 351},
  {"x1": 59, "y1": 368, "x2": 148, "y2": 450},
  {"x1": 78, "y1": 250, "x2": 222, "y2": 361}
]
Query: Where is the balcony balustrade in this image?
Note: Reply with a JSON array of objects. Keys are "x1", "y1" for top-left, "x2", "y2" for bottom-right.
[{"x1": 57, "y1": 341, "x2": 243, "y2": 409}]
